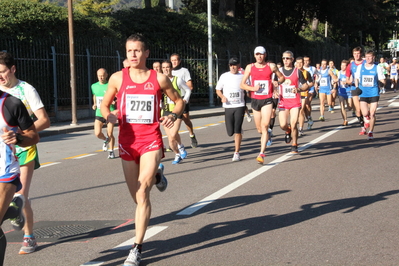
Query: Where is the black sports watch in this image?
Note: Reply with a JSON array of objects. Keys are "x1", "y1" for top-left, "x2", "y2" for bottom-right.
[
  {"x1": 15, "y1": 133, "x2": 24, "y2": 145},
  {"x1": 169, "y1": 113, "x2": 178, "y2": 121}
]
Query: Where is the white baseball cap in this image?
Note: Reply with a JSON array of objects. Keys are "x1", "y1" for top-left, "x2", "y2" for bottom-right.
[
  {"x1": 254, "y1": 46, "x2": 266, "y2": 55},
  {"x1": 393, "y1": 57, "x2": 397, "y2": 60}
]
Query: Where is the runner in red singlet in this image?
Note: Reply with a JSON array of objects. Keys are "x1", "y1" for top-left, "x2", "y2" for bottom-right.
[
  {"x1": 240, "y1": 46, "x2": 285, "y2": 164},
  {"x1": 101, "y1": 34, "x2": 184, "y2": 266}
]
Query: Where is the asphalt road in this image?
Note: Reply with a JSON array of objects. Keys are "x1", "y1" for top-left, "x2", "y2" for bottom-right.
[{"x1": 3, "y1": 91, "x2": 399, "y2": 266}]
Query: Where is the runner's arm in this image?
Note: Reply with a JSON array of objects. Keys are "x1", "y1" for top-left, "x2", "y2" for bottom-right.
[
  {"x1": 159, "y1": 74, "x2": 184, "y2": 128},
  {"x1": 101, "y1": 71, "x2": 121, "y2": 124},
  {"x1": 240, "y1": 64, "x2": 257, "y2": 91}
]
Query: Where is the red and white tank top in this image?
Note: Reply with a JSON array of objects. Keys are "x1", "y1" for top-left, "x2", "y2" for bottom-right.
[
  {"x1": 250, "y1": 63, "x2": 273, "y2": 100},
  {"x1": 278, "y1": 68, "x2": 301, "y2": 107},
  {"x1": 117, "y1": 68, "x2": 162, "y2": 140}
]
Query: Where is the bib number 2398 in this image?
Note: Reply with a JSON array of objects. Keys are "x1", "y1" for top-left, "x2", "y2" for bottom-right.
[{"x1": 126, "y1": 94, "x2": 154, "y2": 124}]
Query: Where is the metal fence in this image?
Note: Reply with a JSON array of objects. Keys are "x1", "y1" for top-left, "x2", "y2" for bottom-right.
[{"x1": 1, "y1": 36, "x2": 349, "y2": 122}]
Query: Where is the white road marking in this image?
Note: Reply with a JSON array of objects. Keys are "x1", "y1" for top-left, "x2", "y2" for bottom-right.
[
  {"x1": 40, "y1": 162, "x2": 61, "y2": 168},
  {"x1": 71, "y1": 154, "x2": 97, "y2": 159},
  {"x1": 387, "y1": 94, "x2": 399, "y2": 103},
  {"x1": 177, "y1": 120, "x2": 355, "y2": 216},
  {"x1": 111, "y1": 226, "x2": 168, "y2": 251},
  {"x1": 80, "y1": 226, "x2": 168, "y2": 266}
]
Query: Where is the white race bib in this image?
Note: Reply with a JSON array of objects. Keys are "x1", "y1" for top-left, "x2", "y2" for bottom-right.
[
  {"x1": 362, "y1": 75, "x2": 374, "y2": 87},
  {"x1": 254, "y1": 80, "x2": 269, "y2": 95},
  {"x1": 320, "y1": 77, "x2": 328, "y2": 87},
  {"x1": 96, "y1": 96, "x2": 103, "y2": 107},
  {"x1": 227, "y1": 91, "x2": 241, "y2": 104},
  {"x1": 126, "y1": 94, "x2": 154, "y2": 124},
  {"x1": 282, "y1": 85, "x2": 296, "y2": 99}
]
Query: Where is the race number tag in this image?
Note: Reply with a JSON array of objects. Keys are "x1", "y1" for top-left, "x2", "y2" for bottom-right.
[
  {"x1": 228, "y1": 91, "x2": 241, "y2": 104},
  {"x1": 126, "y1": 94, "x2": 154, "y2": 124},
  {"x1": 254, "y1": 80, "x2": 269, "y2": 95},
  {"x1": 282, "y1": 85, "x2": 296, "y2": 98},
  {"x1": 339, "y1": 78, "x2": 347, "y2": 88},
  {"x1": 362, "y1": 75, "x2": 374, "y2": 87},
  {"x1": 392, "y1": 66, "x2": 397, "y2": 75},
  {"x1": 320, "y1": 77, "x2": 328, "y2": 87},
  {"x1": 96, "y1": 96, "x2": 103, "y2": 107},
  {"x1": 166, "y1": 96, "x2": 174, "y2": 104}
]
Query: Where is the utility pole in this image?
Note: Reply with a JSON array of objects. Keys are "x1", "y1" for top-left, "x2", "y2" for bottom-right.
[
  {"x1": 68, "y1": 0, "x2": 77, "y2": 125},
  {"x1": 255, "y1": 0, "x2": 259, "y2": 44},
  {"x1": 207, "y1": 0, "x2": 214, "y2": 106}
]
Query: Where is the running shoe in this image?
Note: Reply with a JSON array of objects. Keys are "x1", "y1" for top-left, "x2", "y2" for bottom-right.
[
  {"x1": 9, "y1": 194, "x2": 25, "y2": 231},
  {"x1": 307, "y1": 118, "x2": 314, "y2": 130},
  {"x1": 172, "y1": 154, "x2": 182, "y2": 164},
  {"x1": 266, "y1": 137, "x2": 273, "y2": 147},
  {"x1": 284, "y1": 127, "x2": 292, "y2": 144},
  {"x1": 256, "y1": 153, "x2": 265, "y2": 164},
  {"x1": 190, "y1": 135, "x2": 198, "y2": 148},
  {"x1": 328, "y1": 107, "x2": 333, "y2": 112},
  {"x1": 108, "y1": 151, "x2": 115, "y2": 159},
  {"x1": 178, "y1": 146, "x2": 187, "y2": 159},
  {"x1": 268, "y1": 128, "x2": 274, "y2": 137},
  {"x1": 367, "y1": 132, "x2": 374, "y2": 140},
  {"x1": 298, "y1": 130, "x2": 304, "y2": 136},
  {"x1": 352, "y1": 111, "x2": 356, "y2": 117},
  {"x1": 364, "y1": 115, "x2": 370, "y2": 129},
  {"x1": 359, "y1": 127, "x2": 367, "y2": 135},
  {"x1": 103, "y1": 137, "x2": 109, "y2": 151},
  {"x1": 319, "y1": 116, "x2": 325, "y2": 121},
  {"x1": 165, "y1": 147, "x2": 172, "y2": 152},
  {"x1": 246, "y1": 114, "x2": 252, "y2": 122},
  {"x1": 155, "y1": 163, "x2": 167, "y2": 192},
  {"x1": 382, "y1": 89, "x2": 386, "y2": 94},
  {"x1": 343, "y1": 120, "x2": 348, "y2": 126},
  {"x1": 232, "y1": 152, "x2": 240, "y2": 162},
  {"x1": 19, "y1": 237, "x2": 38, "y2": 254},
  {"x1": 123, "y1": 246, "x2": 142, "y2": 266},
  {"x1": 291, "y1": 145, "x2": 299, "y2": 154}
]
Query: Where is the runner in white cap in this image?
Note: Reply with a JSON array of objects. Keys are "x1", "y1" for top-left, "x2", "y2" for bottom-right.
[{"x1": 241, "y1": 46, "x2": 285, "y2": 164}]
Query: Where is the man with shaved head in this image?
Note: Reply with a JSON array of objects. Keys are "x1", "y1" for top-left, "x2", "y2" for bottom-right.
[{"x1": 91, "y1": 68, "x2": 116, "y2": 159}]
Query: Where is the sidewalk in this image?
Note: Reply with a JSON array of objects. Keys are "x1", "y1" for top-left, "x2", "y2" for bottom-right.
[{"x1": 39, "y1": 104, "x2": 226, "y2": 138}]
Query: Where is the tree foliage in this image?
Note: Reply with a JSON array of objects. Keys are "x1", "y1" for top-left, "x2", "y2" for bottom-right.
[
  {"x1": 0, "y1": 0, "x2": 120, "y2": 40},
  {"x1": 182, "y1": 0, "x2": 399, "y2": 49},
  {"x1": 73, "y1": 0, "x2": 120, "y2": 16}
]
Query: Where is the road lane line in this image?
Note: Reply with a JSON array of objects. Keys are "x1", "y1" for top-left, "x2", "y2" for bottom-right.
[
  {"x1": 177, "y1": 122, "x2": 352, "y2": 216},
  {"x1": 64, "y1": 154, "x2": 96, "y2": 159},
  {"x1": 111, "y1": 226, "x2": 168, "y2": 251},
  {"x1": 80, "y1": 226, "x2": 168, "y2": 266},
  {"x1": 40, "y1": 162, "x2": 61, "y2": 168}
]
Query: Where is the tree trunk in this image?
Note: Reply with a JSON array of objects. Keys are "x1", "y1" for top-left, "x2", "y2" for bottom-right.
[
  {"x1": 143, "y1": 0, "x2": 151, "y2": 8},
  {"x1": 159, "y1": 0, "x2": 166, "y2": 7}
]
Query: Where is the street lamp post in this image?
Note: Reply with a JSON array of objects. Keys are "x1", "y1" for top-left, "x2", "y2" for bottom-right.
[
  {"x1": 207, "y1": 0, "x2": 214, "y2": 107},
  {"x1": 68, "y1": 0, "x2": 77, "y2": 125}
]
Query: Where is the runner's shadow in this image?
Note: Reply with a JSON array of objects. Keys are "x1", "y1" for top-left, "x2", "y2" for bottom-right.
[
  {"x1": 143, "y1": 189, "x2": 399, "y2": 265},
  {"x1": 88, "y1": 190, "x2": 290, "y2": 265}
]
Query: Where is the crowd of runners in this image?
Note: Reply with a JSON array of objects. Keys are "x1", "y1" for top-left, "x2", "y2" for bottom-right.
[
  {"x1": 216, "y1": 46, "x2": 397, "y2": 164},
  {"x1": 1, "y1": 33, "x2": 398, "y2": 266}
]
